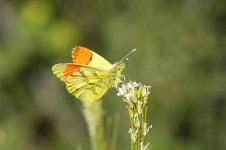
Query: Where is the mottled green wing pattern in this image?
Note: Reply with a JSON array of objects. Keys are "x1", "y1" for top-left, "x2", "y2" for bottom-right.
[
  {"x1": 66, "y1": 65, "x2": 112, "y2": 102},
  {"x1": 52, "y1": 63, "x2": 113, "y2": 102}
]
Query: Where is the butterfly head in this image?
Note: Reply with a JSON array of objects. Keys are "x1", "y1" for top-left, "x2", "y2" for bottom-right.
[{"x1": 111, "y1": 49, "x2": 136, "y2": 88}]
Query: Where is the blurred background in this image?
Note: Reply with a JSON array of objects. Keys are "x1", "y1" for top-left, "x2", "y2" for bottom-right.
[{"x1": 0, "y1": 0, "x2": 226, "y2": 149}]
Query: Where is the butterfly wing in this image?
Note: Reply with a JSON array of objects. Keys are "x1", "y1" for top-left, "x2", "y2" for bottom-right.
[
  {"x1": 52, "y1": 46, "x2": 116, "y2": 102},
  {"x1": 72, "y1": 46, "x2": 112, "y2": 70},
  {"x1": 52, "y1": 63, "x2": 112, "y2": 102}
]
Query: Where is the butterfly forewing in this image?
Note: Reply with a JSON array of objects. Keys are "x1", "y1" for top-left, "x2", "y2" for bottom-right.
[{"x1": 72, "y1": 46, "x2": 112, "y2": 70}]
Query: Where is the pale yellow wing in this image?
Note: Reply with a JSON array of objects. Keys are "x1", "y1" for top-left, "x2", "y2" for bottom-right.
[{"x1": 52, "y1": 63, "x2": 112, "y2": 102}]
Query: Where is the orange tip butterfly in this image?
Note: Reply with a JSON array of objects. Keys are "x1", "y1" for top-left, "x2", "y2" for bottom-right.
[{"x1": 52, "y1": 46, "x2": 135, "y2": 103}]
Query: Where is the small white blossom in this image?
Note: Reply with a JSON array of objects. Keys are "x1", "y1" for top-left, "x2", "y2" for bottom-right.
[
  {"x1": 132, "y1": 81, "x2": 139, "y2": 87},
  {"x1": 117, "y1": 82, "x2": 151, "y2": 102},
  {"x1": 142, "y1": 85, "x2": 151, "y2": 97},
  {"x1": 129, "y1": 128, "x2": 139, "y2": 142},
  {"x1": 143, "y1": 123, "x2": 152, "y2": 136},
  {"x1": 123, "y1": 98, "x2": 130, "y2": 103},
  {"x1": 140, "y1": 142, "x2": 149, "y2": 150},
  {"x1": 117, "y1": 84, "x2": 127, "y2": 96},
  {"x1": 127, "y1": 81, "x2": 133, "y2": 89},
  {"x1": 125, "y1": 92, "x2": 132, "y2": 100}
]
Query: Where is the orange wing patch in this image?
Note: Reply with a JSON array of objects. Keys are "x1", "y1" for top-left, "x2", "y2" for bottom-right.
[
  {"x1": 72, "y1": 46, "x2": 93, "y2": 65},
  {"x1": 64, "y1": 64, "x2": 79, "y2": 78},
  {"x1": 52, "y1": 46, "x2": 94, "y2": 81}
]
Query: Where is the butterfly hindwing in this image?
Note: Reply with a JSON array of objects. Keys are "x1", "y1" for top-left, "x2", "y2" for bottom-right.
[
  {"x1": 66, "y1": 74, "x2": 110, "y2": 102},
  {"x1": 52, "y1": 63, "x2": 112, "y2": 102}
]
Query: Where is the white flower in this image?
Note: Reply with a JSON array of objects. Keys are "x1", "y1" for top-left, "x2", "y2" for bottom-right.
[
  {"x1": 142, "y1": 85, "x2": 151, "y2": 97},
  {"x1": 143, "y1": 123, "x2": 152, "y2": 136},
  {"x1": 123, "y1": 98, "x2": 130, "y2": 103},
  {"x1": 132, "y1": 81, "x2": 139, "y2": 87},
  {"x1": 127, "y1": 81, "x2": 133, "y2": 89},
  {"x1": 140, "y1": 142, "x2": 149, "y2": 150},
  {"x1": 125, "y1": 92, "x2": 132, "y2": 100},
  {"x1": 117, "y1": 84, "x2": 127, "y2": 96},
  {"x1": 128, "y1": 128, "x2": 139, "y2": 142}
]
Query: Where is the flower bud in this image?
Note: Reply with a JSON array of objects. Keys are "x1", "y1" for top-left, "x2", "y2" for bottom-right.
[
  {"x1": 138, "y1": 101, "x2": 143, "y2": 114},
  {"x1": 143, "y1": 95, "x2": 148, "y2": 104},
  {"x1": 134, "y1": 113, "x2": 140, "y2": 128},
  {"x1": 128, "y1": 108, "x2": 134, "y2": 118}
]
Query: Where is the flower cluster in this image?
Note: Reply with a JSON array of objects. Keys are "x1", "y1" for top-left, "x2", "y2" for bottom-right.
[{"x1": 117, "y1": 81, "x2": 152, "y2": 150}]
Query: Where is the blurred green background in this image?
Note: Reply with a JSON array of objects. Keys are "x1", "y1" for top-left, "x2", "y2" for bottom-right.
[{"x1": 0, "y1": 0, "x2": 226, "y2": 150}]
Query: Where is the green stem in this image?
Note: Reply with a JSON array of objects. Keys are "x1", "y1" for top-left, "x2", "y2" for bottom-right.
[
  {"x1": 128, "y1": 108, "x2": 134, "y2": 150},
  {"x1": 82, "y1": 101, "x2": 105, "y2": 150},
  {"x1": 142, "y1": 104, "x2": 147, "y2": 144},
  {"x1": 109, "y1": 114, "x2": 119, "y2": 150}
]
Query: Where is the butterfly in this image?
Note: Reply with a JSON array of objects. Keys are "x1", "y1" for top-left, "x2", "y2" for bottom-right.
[{"x1": 52, "y1": 46, "x2": 135, "y2": 103}]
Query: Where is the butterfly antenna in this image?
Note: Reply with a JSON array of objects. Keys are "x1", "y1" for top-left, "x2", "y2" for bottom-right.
[{"x1": 120, "y1": 48, "x2": 136, "y2": 62}]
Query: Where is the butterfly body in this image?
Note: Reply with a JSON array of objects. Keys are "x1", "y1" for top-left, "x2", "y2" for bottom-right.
[
  {"x1": 109, "y1": 62, "x2": 125, "y2": 87},
  {"x1": 52, "y1": 46, "x2": 125, "y2": 102}
]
